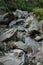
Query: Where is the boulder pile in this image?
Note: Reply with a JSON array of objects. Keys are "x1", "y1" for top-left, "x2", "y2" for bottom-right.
[{"x1": 0, "y1": 9, "x2": 43, "y2": 65}]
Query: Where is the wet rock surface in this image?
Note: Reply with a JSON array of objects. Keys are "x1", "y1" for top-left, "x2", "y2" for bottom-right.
[{"x1": 0, "y1": 9, "x2": 43, "y2": 65}]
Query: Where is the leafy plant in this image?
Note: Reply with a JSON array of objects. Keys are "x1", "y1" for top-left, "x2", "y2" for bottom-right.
[{"x1": 33, "y1": 7, "x2": 43, "y2": 21}]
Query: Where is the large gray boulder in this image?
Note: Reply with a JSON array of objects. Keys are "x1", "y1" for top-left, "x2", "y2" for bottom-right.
[
  {"x1": 15, "y1": 9, "x2": 28, "y2": 18},
  {"x1": 25, "y1": 36, "x2": 40, "y2": 53},
  {"x1": 13, "y1": 41, "x2": 27, "y2": 51},
  {"x1": 0, "y1": 27, "x2": 17, "y2": 42},
  {"x1": 0, "y1": 49, "x2": 25, "y2": 65}
]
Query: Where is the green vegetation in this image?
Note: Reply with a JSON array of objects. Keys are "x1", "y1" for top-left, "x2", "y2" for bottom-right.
[
  {"x1": 0, "y1": 0, "x2": 43, "y2": 12},
  {"x1": 33, "y1": 7, "x2": 43, "y2": 21},
  {"x1": 0, "y1": 0, "x2": 43, "y2": 20}
]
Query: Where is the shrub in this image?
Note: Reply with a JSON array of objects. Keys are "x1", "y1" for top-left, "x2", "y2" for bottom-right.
[{"x1": 33, "y1": 7, "x2": 43, "y2": 21}]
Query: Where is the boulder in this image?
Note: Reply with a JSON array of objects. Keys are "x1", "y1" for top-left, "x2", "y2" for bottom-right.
[
  {"x1": 38, "y1": 20, "x2": 43, "y2": 33},
  {"x1": 0, "y1": 27, "x2": 17, "y2": 42},
  {"x1": 17, "y1": 25, "x2": 26, "y2": 31},
  {"x1": 0, "y1": 12, "x2": 15, "y2": 26},
  {"x1": 0, "y1": 55, "x2": 22, "y2": 65},
  {"x1": 23, "y1": 16, "x2": 34, "y2": 28},
  {"x1": 34, "y1": 35, "x2": 42, "y2": 41},
  {"x1": 9, "y1": 19, "x2": 25, "y2": 27},
  {"x1": 9, "y1": 20, "x2": 17, "y2": 27},
  {"x1": 16, "y1": 19, "x2": 25, "y2": 25},
  {"x1": 25, "y1": 36, "x2": 40, "y2": 53},
  {"x1": 16, "y1": 9, "x2": 28, "y2": 18},
  {"x1": 0, "y1": 49, "x2": 25, "y2": 65},
  {"x1": 28, "y1": 19, "x2": 39, "y2": 32},
  {"x1": 13, "y1": 41, "x2": 27, "y2": 51},
  {"x1": 27, "y1": 19, "x2": 40, "y2": 38},
  {"x1": 17, "y1": 31, "x2": 25, "y2": 42}
]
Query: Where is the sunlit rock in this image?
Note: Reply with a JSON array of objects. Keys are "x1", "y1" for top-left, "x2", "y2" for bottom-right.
[{"x1": 34, "y1": 35, "x2": 42, "y2": 41}]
